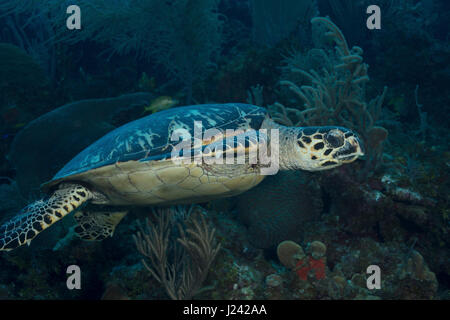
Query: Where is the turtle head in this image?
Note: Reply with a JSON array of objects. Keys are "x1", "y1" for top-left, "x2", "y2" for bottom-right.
[{"x1": 290, "y1": 126, "x2": 364, "y2": 171}]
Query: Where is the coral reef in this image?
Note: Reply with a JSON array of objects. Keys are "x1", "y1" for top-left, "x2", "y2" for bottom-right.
[
  {"x1": 271, "y1": 236, "x2": 439, "y2": 300},
  {"x1": 270, "y1": 17, "x2": 388, "y2": 177},
  {"x1": 277, "y1": 240, "x2": 327, "y2": 282},
  {"x1": 0, "y1": 0, "x2": 447, "y2": 302},
  {"x1": 0, "y1": 192, "x2": 445, "y2": 300}
]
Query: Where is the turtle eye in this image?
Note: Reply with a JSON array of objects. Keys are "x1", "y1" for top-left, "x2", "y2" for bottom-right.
[{"x1": 325, "y1": 130, "x2": 344, "y2": 148}]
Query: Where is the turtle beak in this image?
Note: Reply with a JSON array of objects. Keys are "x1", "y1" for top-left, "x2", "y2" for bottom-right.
[
  {"x1": 335, "y1": 136, "x2": 364, "y2": 162},
  {"x1": 351, "y1": 136, "x2": 364, "y2": 157}
]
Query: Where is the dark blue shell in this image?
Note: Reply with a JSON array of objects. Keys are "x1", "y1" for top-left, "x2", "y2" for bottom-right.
[{"x1": 49, "y1": 103, "x2": 267, "y2": 183}]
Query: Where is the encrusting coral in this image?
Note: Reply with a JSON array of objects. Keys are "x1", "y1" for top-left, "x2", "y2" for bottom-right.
[{"x1": 277, "y1": 240, "x2": 327, "y2": 282}]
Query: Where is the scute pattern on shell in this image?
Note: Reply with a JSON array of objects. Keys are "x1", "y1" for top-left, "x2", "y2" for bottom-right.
[{"x1": 48, "y1": 104, "x2": 267, "y2": 184}]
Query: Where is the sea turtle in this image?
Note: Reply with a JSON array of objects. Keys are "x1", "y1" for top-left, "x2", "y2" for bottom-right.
[{"x1": 0, "y1": 103, "x2": 363, "y2": 251}]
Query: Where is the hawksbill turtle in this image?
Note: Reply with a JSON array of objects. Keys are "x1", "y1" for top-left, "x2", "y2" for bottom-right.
[{"x1": 0, "y1": 103, "x2": 363, "y2": 251}]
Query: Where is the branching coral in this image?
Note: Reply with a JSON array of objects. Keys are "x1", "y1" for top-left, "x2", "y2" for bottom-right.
[
  {"x1": 271, "y1": 17, "x2": 388, "y2": 177},
  {"x1": 133, "y1": 206, "x2": 221, "y2": 300}
]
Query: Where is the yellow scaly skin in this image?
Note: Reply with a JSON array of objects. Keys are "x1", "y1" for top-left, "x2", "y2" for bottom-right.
[{"x1": 0, "y1": 184, "x2": 92, "y2": 251}]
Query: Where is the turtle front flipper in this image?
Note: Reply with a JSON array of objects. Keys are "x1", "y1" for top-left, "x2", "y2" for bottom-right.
[
  {"x1": 0, "y1": 184, "x2": 93, "y2": 251},
  {"x1": 74, "y1": 210, "x2": 127, "y2": 241}
]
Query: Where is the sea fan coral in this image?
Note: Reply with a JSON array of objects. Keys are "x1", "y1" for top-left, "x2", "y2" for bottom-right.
[{"x1": 133, "y1": 206, "x2": 221, "y2": 300}]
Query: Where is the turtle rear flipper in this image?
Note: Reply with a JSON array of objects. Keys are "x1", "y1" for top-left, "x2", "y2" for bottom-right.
[
  {"x1": 0, "y1": 184, "x2": 93, "y2": 251},
  {"x1": 74, "y1": 210, "x2": 127, "y2": 241}
]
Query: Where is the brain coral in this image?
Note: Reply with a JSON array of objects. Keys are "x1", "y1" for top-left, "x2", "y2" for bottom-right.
[{"x1": 236, "y1": 171, "x2": 323, "y2": 249}]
